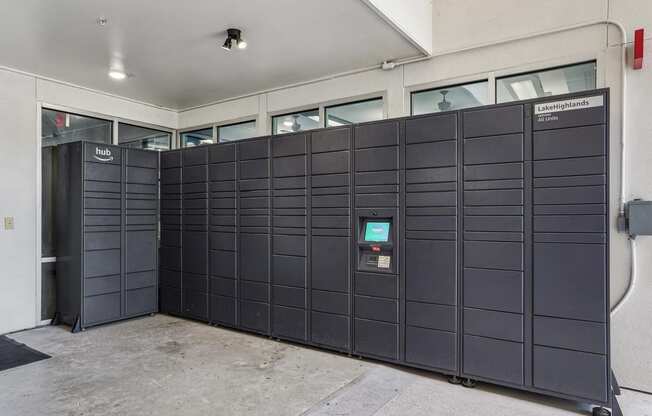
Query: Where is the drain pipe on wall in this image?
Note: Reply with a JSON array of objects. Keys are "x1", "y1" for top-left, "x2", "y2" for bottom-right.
[{"x1": 387, "y1": 20, "x2": 634, "y2": 316}]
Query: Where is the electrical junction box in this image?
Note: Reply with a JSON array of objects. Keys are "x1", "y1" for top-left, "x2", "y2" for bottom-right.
[{"x1": 627, "y1": 200, "x2": 652, "y2": 237}]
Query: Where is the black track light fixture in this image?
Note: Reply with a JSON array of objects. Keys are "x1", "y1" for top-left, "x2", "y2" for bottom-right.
[{"x1": 221, "y1": 28, "x2": 247, "y2": 51}]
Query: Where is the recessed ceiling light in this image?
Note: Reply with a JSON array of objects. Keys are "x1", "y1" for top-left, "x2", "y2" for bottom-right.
[{"x1": 108, "y1": 70, "x2": 127, "y2": 80}]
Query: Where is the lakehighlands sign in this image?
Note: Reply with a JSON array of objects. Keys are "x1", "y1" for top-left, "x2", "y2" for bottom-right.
[{"x1": 534, "y1": 95, "x2": 604, "y2": 115}]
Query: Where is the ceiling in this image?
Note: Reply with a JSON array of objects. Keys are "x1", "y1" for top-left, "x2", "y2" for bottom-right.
[{"x1": 0, "y1": 0, "x2": 420, "y2": 110}]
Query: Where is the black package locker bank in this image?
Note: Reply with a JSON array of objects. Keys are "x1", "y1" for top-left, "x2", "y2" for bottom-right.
[
  {"x1": 157, "y1": 89, "x2": 615, "y2": 412},
  {"x1": 55, "y1": 141, "x2": 159, "y2": 331}
]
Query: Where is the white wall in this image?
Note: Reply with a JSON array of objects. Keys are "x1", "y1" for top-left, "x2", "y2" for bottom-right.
[
  {"x1": 177, "y1": 0, "x2": 652, "y2": 392},
  {"x1": 0, "y1": 70, "x2": 38, "y2": 335},
  {"x1": 0, "y1": 67, "x2": 177, "y2": 335}
]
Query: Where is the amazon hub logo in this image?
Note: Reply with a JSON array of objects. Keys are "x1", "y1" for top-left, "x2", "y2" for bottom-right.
[{"x1": 94, "y1": 147, "x2": 114, "y2": 162}]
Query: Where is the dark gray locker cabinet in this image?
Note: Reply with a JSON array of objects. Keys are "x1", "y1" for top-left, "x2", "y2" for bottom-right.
[
  {"x1": 55, "y1": 141, "x2": 158, "y2": 331},
  {"x1": 208, "y1": 143, "x2": 238, "y2": 327},
  {"x1": 159, "y1": 150, "x2": 183, "y2": 315},
  {"x1": 531, "y1": 95, "x2": 609, "y2": 403},
  {"x1": 181, "y1": 147, "x2": 209, "y2": 321},
  {"x1": 461, "y1": 104, "x2": 527, "y2": 387},
  {"x1": 404, "y1": 113, "x2": 458, "y2": 374},
  {"x1": 310, "y1": 127, "x2": 352, "y2": 352},
  {"x1": 353, "y1": 121, "x2": 400, "y2": 361},
  {"x1": 156, "y1": 89, "x2": 614, "y2": 413},
  {"x1": 238, "y1": 138, "x2": 271, "y2": 335},
  {"x1": 271, "y1": 133, "x2": 308, "y2": 342}
]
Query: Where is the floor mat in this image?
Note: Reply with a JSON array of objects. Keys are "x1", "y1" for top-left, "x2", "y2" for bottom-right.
[{"x1": 0, "y1": 336, "x2": 50, "y2": 371}]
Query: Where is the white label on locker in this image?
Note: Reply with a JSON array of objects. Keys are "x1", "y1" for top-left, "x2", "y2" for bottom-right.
[
  {"x1": 377, "y1": 255, "x2": 391, "y2": 269},
  {"x1": 534, "y1": 95, "x2": 603, "y2": 115}
]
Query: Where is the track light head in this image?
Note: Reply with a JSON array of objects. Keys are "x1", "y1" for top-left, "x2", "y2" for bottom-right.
[{"x1": 222, "y1": 28, "x2": 247, "y2": 51}]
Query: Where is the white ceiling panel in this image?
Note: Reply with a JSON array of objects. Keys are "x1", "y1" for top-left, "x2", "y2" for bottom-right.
[{"x1": 0, "y1": 0, "x2": 419, "y2": 109}]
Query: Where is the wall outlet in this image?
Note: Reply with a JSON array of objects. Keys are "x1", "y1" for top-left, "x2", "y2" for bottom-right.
[{"x1": 4, "y1": 216, "x2": 14, "y2": 230}]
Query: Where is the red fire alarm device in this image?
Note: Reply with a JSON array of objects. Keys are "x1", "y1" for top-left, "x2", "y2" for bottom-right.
[{"x1": 634, "y1": 28, "x2": 644, "y2": 70}]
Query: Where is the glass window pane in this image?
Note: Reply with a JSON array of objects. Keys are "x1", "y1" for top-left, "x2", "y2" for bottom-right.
[
  {"x1": 326, "y1": 98, "x2": 383, "y2": 127},
  {"x1": 272, "y1": 109, "x2": 320, "y2": 135},
  {"x1": 218, "y1": 120, "x2": 257, "y2": 142},
  {"x1": 496, "y1": 61, "x2": 596, "y2": 103},
  {"x1": 411, "y1": 81, "x2": 488, "y2": 115},
  {"x1": 41, "y1": 109, "x2": 112, "y2": 258},
  {"x1": 41, "y1": 108, "x2": 112, "y2": 146},
  {"x1": 118, "y1": 123, "x2": 171, "y2": 151},
  {"x1": 181, "y1": 128, "x2": 214, "y2": 147}
]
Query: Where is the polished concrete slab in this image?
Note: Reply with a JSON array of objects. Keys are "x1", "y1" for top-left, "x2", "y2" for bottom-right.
[{"x1": 0, "y1": 315, "x2": 649, "y2": 416}]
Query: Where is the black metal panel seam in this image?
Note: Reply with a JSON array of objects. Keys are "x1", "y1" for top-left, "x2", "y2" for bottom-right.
[
  {"x1": 235, "y1": 144, "x2": 240, "y2": 328},
  {"x1": 350, "y1": 126, "x2": 355, "y2": 354},
  {"x1": 121, "y1": 147, "x2": 127, "y2": 319},
  {"x1": 205, "y1": 155, "x2": 210, "y2": 323},
  {"x1": 306, "y1": 134, "x2": 312, "y2": 343},
  {"x1": 268, "y1": 138, "x2": 272, "y2": 336},
  {"x1": 399, "y1": 119, "x2": 406, "y2": 363},
  {"x1": 456, "y1": 111, "x2": 464, "y2": 376},
  {"x1": 524, "y1": 102, "x2": 534, "y2": 387},
  {"x1": 180, "y1": 152, "x2": 184, "y2": 317}
]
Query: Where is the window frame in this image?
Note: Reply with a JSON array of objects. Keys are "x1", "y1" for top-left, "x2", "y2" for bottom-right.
[
  {"x1": 179, "y1": 126, "x2": 216, "y2": 148},
  {"x1": 410, "y1": 79, "x2": 490, "y2": 116},
  {"x1": 41, "y1": 107, "x2": 114, "y2": 147},
  {"x1": 217, "y1": 119, "x2": 257, "y2": 143},
  {"x1": 324, "y1": 96, "x2": 384, "y2": 127},
  {"x1": 271, "y1": 108, "x2": 321, "y2": 136},
  {"x1": 117, "y1": 122, "x2": 172, "y2": 151},
  {"x1": 495, "y1": 60, "x2": 597, "y2": 104}
]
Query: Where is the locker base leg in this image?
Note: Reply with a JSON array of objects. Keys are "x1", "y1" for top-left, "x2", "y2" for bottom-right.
[
  {"x1": 592, "y1": 407, "x2": 611, "y2": 416},
  {"x1": 50, "y1": 312, "x2": 61, "y2": 326},
  {"x1": 447, "y1": 376, "x2": 462, "y2": 385},
  {"x1": 71, "y1": 315, "x2": 82, "y2": 334},
  {"x1": 462, "y1": 378, "x2": 476, "y2": 388},
  {"x1": 611, "y1": 370, "x2": 621, "y2": 395}
]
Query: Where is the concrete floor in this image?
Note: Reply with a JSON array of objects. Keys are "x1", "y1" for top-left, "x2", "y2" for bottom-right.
[{"x1": 0, "y1": 315, "x2": 649, "y2": 416}]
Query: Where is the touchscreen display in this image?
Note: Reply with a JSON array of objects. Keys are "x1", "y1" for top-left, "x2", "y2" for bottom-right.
[{"x1": 363, "y1": 221, "x2": 390, "y2": 242}]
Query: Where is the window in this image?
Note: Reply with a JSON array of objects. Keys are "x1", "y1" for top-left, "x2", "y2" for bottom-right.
[
  {"x1": 40, "y1": 109, "x2": 112, "y2": 319},
  {"x1": 41, "y1": 108, "x2": 112, "y2": 146},
  {"x1": 218, "y1": 120, "x2": 257, "y2": 142},
  {"x1": 496, "y1": 61, "x2": 596, "y2": 103},
  {"x1": 181, "y1": 127, "x2": 214, "y2": 147},
  {"x1": 411, "y1": 81, "x2": 488, "y2": 116},
  {"x1": 272, "y1": 109, "x2": 320, "y2": 135},
  {"x1": 118, "y1": 123, "x2": 171, "y2": 151},
  {"x1": 326, "y1": 98, "x2": 384, "y2": 127}
]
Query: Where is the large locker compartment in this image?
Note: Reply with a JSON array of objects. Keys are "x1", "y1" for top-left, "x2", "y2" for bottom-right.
[
  {"x1": 159, "y1": 150, "x2": 183, "y2": 315},
  {"x1": 181, "y1": 147, "x2": 209, "y2": 321},
  {"x1": 271, "y1": 133, "x2": 309, "y2": 342},
  {"x1": 403, "y1": 113, "x2": 459, "y2": 374},
  {"x1": 238, "y1": 138, "x2": 271, "y2": 335},
  {"x1": 208, "y1": 143, "x2": 238, "y2": 327},
  {"x1": 353, "y1": 120, "x2": 401, "y2": 362},
  {"x1": 310, "y1": 127, "x2": 352, "y2": 352},
  {"x1": 55, "y1": 141, "x2": 158, "y2": 331}
]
